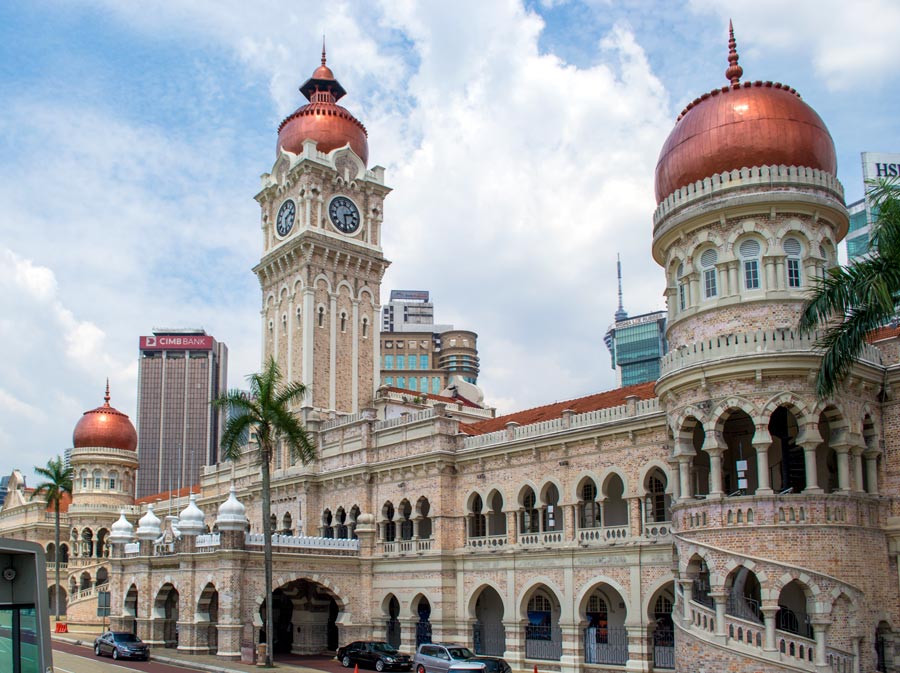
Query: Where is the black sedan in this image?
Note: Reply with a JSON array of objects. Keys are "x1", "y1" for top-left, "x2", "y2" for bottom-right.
[
  {"x1": 94, "y1": 631, "x2": 150, "y2": 661},
  {"x1": 338, "y1": 641, "x2": 413, "y2": 671},
  {"x1": 468, "y1": 656, "x2": 512, "y2": 673}
]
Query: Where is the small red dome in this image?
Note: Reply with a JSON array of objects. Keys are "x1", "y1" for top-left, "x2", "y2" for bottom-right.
[
  {"x1": 276, "y1": 47, "x2": 368, "y2": 165},
  {"x1": 654, "y1": 25, "x2": 837, "y2": 203},
  {"x1": 72, "y1": 384, "x2": 137, "y2": 452}
]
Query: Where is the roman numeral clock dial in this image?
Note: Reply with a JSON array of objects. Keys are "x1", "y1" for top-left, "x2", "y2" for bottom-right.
[
  {"x1": 276, "y1": 199, "x2": 296, "y2": 237},
  {"x1": 328, "y1": 196, "x2": 361, "y2": 234}
]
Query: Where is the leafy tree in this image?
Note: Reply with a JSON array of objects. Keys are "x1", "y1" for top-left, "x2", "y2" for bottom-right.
[
  {"x1": 800, "y1": 179, "x2": 900, "y2": 397},
  {"x1": 213, "y1": 357, "x2": 315, "y2": 667},
  {"x1": 32, "y1": 456, "x2": 74, "y2": 623}
]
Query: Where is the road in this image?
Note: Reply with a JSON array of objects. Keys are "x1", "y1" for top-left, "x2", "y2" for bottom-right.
[{"x1": 52, "y1": 640, "x2": 209, "y2": 673}]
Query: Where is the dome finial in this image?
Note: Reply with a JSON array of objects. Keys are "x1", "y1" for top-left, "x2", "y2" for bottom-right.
[
  {"x1": 322, "y1": 35, "x2": 327, "y2": 67},
  {"x1": 725, "y1": 19, "x2": 743, "y2": 86},
  {"x1": 104, "y1": 378, "x2": 111, "y2": 406}
]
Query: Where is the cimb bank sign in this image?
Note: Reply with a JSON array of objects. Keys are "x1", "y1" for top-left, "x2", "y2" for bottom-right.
[
  {"x1": 862, "y1": 152, "x2": 900, "y2": 181},
  {"x1": 140, "y1": 335, "x2": 214, "y2": 351}
]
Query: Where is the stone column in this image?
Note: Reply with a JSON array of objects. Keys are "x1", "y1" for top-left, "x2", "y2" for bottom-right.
[
  {"x1": 726, "y1": 261, "x2": 739, "y2": 296},
  {"x1": 678, "y1": 580, "x2": 693, "y2": 627},
  {"x1": 851, "y1": 447, "x2": 865, "y2": 493},
  {"x1": 558, "y1": 620, "x2": 581, "y2": 673},
  {"x1": 710, "y1": 591, "x2": 728, "y2": 639},
  {"x1": 754, "y1": 443, "x2": 773, "y2": 494},
  {"x1": 506, "y1": 511, "x2": 517, "y2": 545},
  {"x1": 678, "y1": 458, "x2": 692, "y2": 501},
  {"x1": 864, "y1": 451, "x2": 880, "y2": 495},
  {"x1": 707, "y1": 449, "x2": 724, "y2": 499},
  {"x1": 563, "y1": 504, "x2": 576, "y2": 541},
  {"x1": 811, "y1": 617, "x2": 830, "y2": 669},
  {"x1": 802, "y1": 442, "x2": 822, "y2": 493},
  {"x1": 834, "y1": 446, "x2": 851, "y2": 492},
  {"x1": 629, "y1": 498, "x2": 642, "y2": 537},
  {"x1": 503, "y1": 619, "x2": 525, "y2": 670},
  {"x1": 761, "y1": 605, "x2": 779, "y2": 652}
]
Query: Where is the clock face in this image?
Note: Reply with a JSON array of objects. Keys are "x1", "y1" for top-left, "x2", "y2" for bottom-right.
[
  {"x1": 276, "y1": 200, "x2": 296, "y2": 237},
  {"x1": 328, "y1": 196, "x2": 361, "y2": 234}
]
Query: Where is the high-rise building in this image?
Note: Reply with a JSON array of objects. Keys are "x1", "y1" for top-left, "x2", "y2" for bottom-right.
[
  {"x1": 135, "y1": 329, "x2": 227, "y2": 498},
  {"x1": 379, "y1": 290, "x2": 480, "y2": 394},
  {"x1": 842, "y1": 151, "x2": 900, "y2": 261},
  {"x1": 604, "y1": 257, "x2": 667, "y2": 386}
]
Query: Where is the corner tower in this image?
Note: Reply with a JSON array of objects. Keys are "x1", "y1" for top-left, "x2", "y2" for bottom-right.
[
  {"x1": 654, "y1": 26, "x2": 892, "y2": 673},
  {"x1": 253, "y1": 46, "x2": 391, "y2": 413}
]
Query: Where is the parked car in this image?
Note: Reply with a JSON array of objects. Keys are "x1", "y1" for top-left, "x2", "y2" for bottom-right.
[
  {"x1": 414, "y1": 643, "x2": 476, "y2": 673},
  {"x1": 467, "y1": 656, "x2": 512, "y2": 673},
  {"x1": 93, "y1": 631, "x2": 150, "y2": 661},
  {"x1": 338, "y1": 641, "x2": 413, "y2": 671}
]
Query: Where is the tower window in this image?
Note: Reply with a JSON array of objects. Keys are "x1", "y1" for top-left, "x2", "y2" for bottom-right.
[
  {"x1": 700, "y1": 249, "x2": 718, "y2": 299},
  {"x1": 362, "y1": 317, "x2": 369, "y2": 338},
  {"x1": 318, "y1": 306, "x2": 325, "y2": 327},
  {"x1": 739, "y1": 239, "x2": 761, "y2": 290},
  {"x1": 784, "y1": 238, "x2": 802, "y2": 288},
  {"x1": 676, "y1": 263, "x2": 687, "y2": 311},
  {"x1": 340, "y1": 312, "x2": 347, "y2": 332}
]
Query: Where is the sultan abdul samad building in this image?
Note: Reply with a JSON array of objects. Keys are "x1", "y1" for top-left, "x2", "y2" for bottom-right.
[{"x1": 3, "y1": 28, "x2": 900, "y2": 673}]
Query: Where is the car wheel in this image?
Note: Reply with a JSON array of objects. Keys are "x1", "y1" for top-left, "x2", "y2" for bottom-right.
[
  {"x1": 112, "y1": 649, "x2": 120, "y2": 660},
  {"x1": 376, "y1": 659, "x2": 385, "y2": 672},
  {"x1": 418, "y1": 665, "x2": 426, "y2": 673},
  {"x1": 94, "y1": 644, "x2": 102, "y2": 657},
  {"x1": 342, "y1": 655, "x2": 352, "y2": 668}
]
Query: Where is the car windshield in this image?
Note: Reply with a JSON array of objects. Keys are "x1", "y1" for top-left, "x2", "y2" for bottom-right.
[
  {"x1": 373, "y1": 643, "x2": 397, "y2": 653},
  {"x1": 448, "y1": 648, "x2": 474, "y2": 659},
  {"x1": 113, "y1": 633, "x2": 140, "y2": 643}
]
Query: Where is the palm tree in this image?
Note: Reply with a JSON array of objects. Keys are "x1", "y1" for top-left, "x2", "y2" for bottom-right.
[
  {"x1": 800, "y1": 178, "x2": 900, "y2": 397},
  {"x1": 213, "y1": 357, "x2": 316, "y2": 668},
  {"x1": 32, "y1": 456, "x2": 74, "y2": 623}
]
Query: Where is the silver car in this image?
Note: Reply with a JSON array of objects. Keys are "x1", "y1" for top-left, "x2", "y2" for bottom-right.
[{"x1": 414, "y1": 644, "x2": 478, "y2": 673}]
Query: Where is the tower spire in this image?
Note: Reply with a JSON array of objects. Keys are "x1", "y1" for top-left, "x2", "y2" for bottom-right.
[
  {"x1": 615, "y1": 254, "x2": 628, "y2": 322},
  {"x1": 725, "y1": 19, "x2": 743, "y2": 86},
  {"x1": 321, "y1": 35, "x2": 327, "y2": 66},
  {"x1": 104, "y1": 378, "x2": 111, "y2": 406}
]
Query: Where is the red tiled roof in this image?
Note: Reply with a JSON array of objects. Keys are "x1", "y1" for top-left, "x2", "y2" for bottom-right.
[
  {"x1": 55, "y1": 492, "x2": 72, "y2": 513},
  {"x1": 460, "y1": 381, "x2": 657, "y2": 436},
  {"x1": 383, "y1": 386, "x2": 481, "y2": 409},
  {"x1": 868, "y1": 324, "x2": 900, "y2": 343},
  {"x1": 136, "y1": 485, "x2": 199, "y2": 505}
]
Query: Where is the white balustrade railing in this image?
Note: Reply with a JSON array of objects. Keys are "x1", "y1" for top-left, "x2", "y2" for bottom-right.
[
  {"x1": 195, "y1": 533, "x2": 220, "y2": 551},
  {"x1": 124, "y1": 542, "x2": 140, "y2": 557},
  {"x1": 245, "y1": 533, "x2": 359, "y2": 551},
  {"x1": 466, "y1": 534, "x2": 508, "y2": 549},
  {"x1": 519, "y1": 530, "x2": 564, "y2": 546}
]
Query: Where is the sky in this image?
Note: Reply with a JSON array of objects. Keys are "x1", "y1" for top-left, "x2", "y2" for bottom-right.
[{"x1": 1, "y1": 0, "x2": 898, "y2": 486}]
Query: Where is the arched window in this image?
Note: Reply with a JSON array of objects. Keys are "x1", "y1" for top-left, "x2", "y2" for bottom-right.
[
  {"x1": 340, "y1": 312, "x2": 347, "y2": 333},
  {"x1": 93, "y1": 469, "x2": 102, "y2": 489},
  {"x1": 318, "y1": 306, "x2": 325, "y2": 327},
  {"x1": 676, "y1": 263, "x2": 687, "y2": 312},
  {"x1": 108, "y1": 471, "x2": 118, "y2": 491},
  {"x1": 520, "y1": 488, "x2": 539, "y2": 533},
  {"x1": 336, "y1": 507, "x2": 348, "y2": 539},
  {"x1": 322, "y1": 509, "x2": 333, "y2": 538},
  {"x1": 784, "y1": 238, "x2": 802, "y2": 288},
  {"x1": 470, "y1": 494, "x2": 486, "y2": 537},
  {"x1": 579, "y1": 480, "x2": 601, "y2": 528},
  {"x1": 646, "y1": 471, "x2": 668, "y2": 523},
  {"x1": 399, "y1": 500, "x2": 413, "y2": 540},
  {"x1": 362, "y1": 317, "x2": 369, "y2": 338},
  {"x1": 700, "y1": 249, "x2": 718, "y2": 299},
  {"x1": 282, "y1": 512, "x2": 293, "y2": 534},
  {"x1": 739, "y1": 239, "x2": 761, "y2": 290},
  {"x1": 80, "y1": 470, "x2": 88, "y2": 490},
  {"x1": 383, "y1": 502, "x2": 396, "y2": 542}
]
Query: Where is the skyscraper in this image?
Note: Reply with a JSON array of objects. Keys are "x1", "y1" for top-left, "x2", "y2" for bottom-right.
[
  {"x1": 842, "y1": 151, "x2": 900, "y2": 261},
  {"x1": 604, "y1": 257, "x2": 667, "y2": 386},
  {"x1": 135, "y1": 329, "x2": 227, "y2": 498}
]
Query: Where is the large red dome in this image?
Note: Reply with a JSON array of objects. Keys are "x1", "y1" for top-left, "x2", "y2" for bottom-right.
[
  {"x1": 654, "y1": 26, "x2": 836, "y2": 203},
  {"x1": 276, "y1": 48, "x2": 368, "y2": 165},
  {"x1": 72, "y1": 385, "x2": 137, "y2": 452}
]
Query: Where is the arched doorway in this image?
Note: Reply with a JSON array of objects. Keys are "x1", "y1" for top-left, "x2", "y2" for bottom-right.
[
  {"x1": 472, "y1": 586, "x2": 505, "y2": 655},
  {"x1": 96, "y1": 567, "x2": 109, "y2": 588},
  {"x1": 384, "y1": 595, "x2": 401, "y2": 648},
  {"x1": 197, "y1": 583, "x2": 219, "y2": 654},
  {"x1": 154, "y1": 583, "x2": 179, "y2": 648},
  {"x1": 263, "y1": 578, "x2": 343, "y2": 656},
  {"x1": 124, "y1": 584, "x2": 138, "y2": 634},
  {"x1": 414, "y1": 596, "x2": 432, "y2": 646},
  {"x1": 649, "y1": 583, "x2": 675, "y2": 669},
  {"x1": 48, "y1": 585, "x2": 67, "y2": 616},
  {"x1": 769, "y1": 407, "x2": 804, "y2": 493},
  {"x1": 720, "y1": 409, "x2": 757, "y2": 495},
  {"x1": 524, "y1": 586, "x2": 561, "y2": 661},
  {"x1": 776, "y1": 581, "x2": 812, "y2": 638},
  {"x1": 581, "y1": 583, "x2": 628, "y2": 666},
  {"x1": 725, "y1": 567, "x2": 762, "y2": 624}
]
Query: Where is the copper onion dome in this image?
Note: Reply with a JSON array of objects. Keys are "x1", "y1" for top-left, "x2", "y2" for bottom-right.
[
  {"x1": 654, "y1": 22, "x2": 837, "y2": 203},
  {"x1": 72, "y1": 381, "x2": 138, "y2": 452},
  {"x1": 276, "y1": 42, "x2": 369, "y2": 165}
]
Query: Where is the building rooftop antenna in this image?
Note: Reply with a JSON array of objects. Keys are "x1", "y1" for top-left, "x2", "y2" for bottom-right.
[{"x1": 615, "y1": 254, "x2": 628, "y2": 322}]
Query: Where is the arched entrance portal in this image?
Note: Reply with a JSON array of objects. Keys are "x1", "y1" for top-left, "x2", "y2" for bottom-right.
[
  {"x1": 262, "y1": 579, "x2": 343, "y2": 656},
  {"x1": 153, "y1": 584, "x2": 179, "y2": 648},
  {"x1": 472, "y1": 586, "x2": 505, "y2": 655}
]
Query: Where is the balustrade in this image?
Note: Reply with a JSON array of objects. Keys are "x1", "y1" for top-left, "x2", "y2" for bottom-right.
[{"x1": 466, "y1": 534, "x2": 507, "y2": 550}]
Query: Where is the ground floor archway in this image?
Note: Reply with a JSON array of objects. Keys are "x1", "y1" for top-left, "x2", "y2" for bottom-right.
[{"x1": 263, "y1": 578, "x2": 343, "y2": 657}]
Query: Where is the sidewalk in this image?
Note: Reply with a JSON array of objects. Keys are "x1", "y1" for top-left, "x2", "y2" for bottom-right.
[{"x1": 52, "y1": 633, "x2": 332, "y2": 673}]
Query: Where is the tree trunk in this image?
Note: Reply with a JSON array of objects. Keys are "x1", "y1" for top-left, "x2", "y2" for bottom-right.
[
  {"x1": 54, "y1": 503, "x2": 61, "y2": 623},
  {"x1": 261, "y1": 443, "x2": 275, "y2": 667}
]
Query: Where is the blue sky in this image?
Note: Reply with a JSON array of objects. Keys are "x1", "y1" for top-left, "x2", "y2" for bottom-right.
[{"x1": 1, "y1": 0, "x2": 898, "y2": 486}]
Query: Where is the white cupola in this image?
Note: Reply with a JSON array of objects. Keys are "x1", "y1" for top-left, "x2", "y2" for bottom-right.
[
  {"x1": 109, "y1": 510, "x2": 134, "y2": 545},
  {"x1": 178, "y1": 493, "x2": 206, "y2": 536},
  {"x1": 215, "y1": 485, "x2": 249, "y2": 532},
  {"x1": 135, "y1": 503, "x2": 162, "y2": 541}
]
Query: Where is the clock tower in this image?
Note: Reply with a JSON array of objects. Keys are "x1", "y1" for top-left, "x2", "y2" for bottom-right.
[{"x1": 253, "y1": 47, "x2": 391, "y2": 413}]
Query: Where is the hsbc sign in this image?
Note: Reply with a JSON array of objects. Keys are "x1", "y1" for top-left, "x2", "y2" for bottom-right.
[{"x1": 140, "y1": 335, "x2": 214, "y2": 351}]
